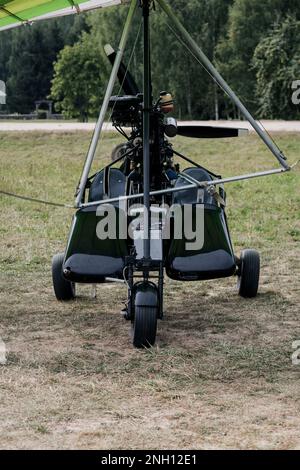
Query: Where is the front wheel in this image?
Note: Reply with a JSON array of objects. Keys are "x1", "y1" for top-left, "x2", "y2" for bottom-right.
[
  {"x1": 133, "y1": 306, "x2": 157, "y2": 349},
  {"x1": 132, "y1": 282, "x2": 158, "y2": 348},
  {"x1": 52, "y1": 253, "x2": 75, "y2": 301},
  {"x1": 238, "y1": 249, "x2": 260, "y2": 298}
]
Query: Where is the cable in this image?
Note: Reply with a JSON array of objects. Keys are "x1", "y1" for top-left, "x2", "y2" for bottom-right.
[{"x1": 0, "y1": 190, "x2": 74, "y2": 209}]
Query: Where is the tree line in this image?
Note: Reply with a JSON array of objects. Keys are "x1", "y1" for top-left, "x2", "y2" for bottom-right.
[{"x1": 0, "y1": 0, "x2": 299, "y2": 121}]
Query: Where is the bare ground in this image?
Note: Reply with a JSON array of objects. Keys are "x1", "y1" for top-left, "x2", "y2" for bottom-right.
[
  {"x1": 0, "y1": 264, "x2": 300, "y2": 449},
  {"x1": 0, "y1": 119, "x2": 300, "y2": 133}
]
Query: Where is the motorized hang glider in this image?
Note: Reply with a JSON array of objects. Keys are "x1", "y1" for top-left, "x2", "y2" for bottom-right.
[{"x1": 0, "y1": 0, "x2": 293, "y2": 348}]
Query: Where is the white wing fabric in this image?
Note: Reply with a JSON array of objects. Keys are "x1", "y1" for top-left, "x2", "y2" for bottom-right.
[{"x1": 0, "y1": 0, "x2": 129, "y2": 31}]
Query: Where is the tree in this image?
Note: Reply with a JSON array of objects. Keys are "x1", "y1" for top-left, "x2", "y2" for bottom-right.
[
  {"x1": 216, "y1": 0, "x2": 300, "y2": 115},
  {"x1": 50, "y1": 34, "x2": 106, "y2": 121},
  {"x1": 86, "y1": 0, "x2": 233, "y2": 120},
  {"x1": 4, "y1": 17, "x2": 87, "y2": 114},
  {"x1": 253, "y1": 16, "x2": 300, "y2": 119}
]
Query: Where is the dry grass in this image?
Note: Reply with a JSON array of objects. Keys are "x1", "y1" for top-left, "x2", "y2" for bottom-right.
[{"x1": 0, "y1": 131, "x2": 299, "y2": 449}]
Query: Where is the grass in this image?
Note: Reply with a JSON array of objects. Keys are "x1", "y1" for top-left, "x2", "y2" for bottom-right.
[{"x1": 0, "y1": 130, "x2": 299, "y2": 449}]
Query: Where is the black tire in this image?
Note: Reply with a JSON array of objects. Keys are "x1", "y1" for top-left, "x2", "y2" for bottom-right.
[
  {"x1": 52, "y1": 253, "x2": 75, "y2": 301},
  {"x1": 238, "y1": 249, "x2": 260, "y2": 298},
  {"x1": 132, "y1": 306, "x2": 157, "y2": 349}
]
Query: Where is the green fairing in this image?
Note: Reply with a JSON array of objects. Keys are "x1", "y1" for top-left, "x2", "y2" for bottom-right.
[
  {"x1": 166, "y1": 207, "x2": 236, "y2": 281},
  {"x1": 65, "y1": 208, "x2": 128, "y2": 261},
  {"x1": 170, "y1": 207, "x2": 233, "y2": 257}
]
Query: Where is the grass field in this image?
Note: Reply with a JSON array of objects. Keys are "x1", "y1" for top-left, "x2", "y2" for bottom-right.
[{"x1": 0, "y1": 130, "x2": 299, "y2": 449}]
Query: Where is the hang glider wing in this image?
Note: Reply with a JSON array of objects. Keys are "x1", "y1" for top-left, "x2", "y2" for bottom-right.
[{"x1": 0, "y1": 0, "x2": 129, "y2": 32}]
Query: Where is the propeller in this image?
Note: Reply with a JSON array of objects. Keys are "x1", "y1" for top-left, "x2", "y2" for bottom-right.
[
  {"x1": 104, "y1": 44, "x2": 140, "y2": 97},
  {"x1": 176, "y1": 125, "x2": 249, "y2": 139}
]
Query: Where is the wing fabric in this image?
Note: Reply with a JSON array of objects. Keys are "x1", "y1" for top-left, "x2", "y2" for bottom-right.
[{"x1": 0, "y1": 0, "x2": 128, "y2": 31}]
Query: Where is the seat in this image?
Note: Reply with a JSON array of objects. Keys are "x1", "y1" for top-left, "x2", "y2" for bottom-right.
[
  {"x1": 88, "y1": 168, "x2": 126, "y2": 204},
  {"x1": 173, "y1": 167, "x2": 217, "y2": 207},
  {"x1": 166, "y1": 167, "x2": 235, "y2": 281},
  {"x1": 63, "y1": 205, "x2": 128, "y2": 283},
  {"x1": 64, "y1": 253, "x2": 125, "y2": 283}
]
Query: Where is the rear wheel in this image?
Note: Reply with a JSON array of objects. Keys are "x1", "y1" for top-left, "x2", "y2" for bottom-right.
[
  {"x1": 52, "y1": 253, "x2": 75, "y2": 301},
  {"x1": 111, "y1": 143, "x2": 127, "y2": 162},
  {"x1": 238, "y1": 249, "x2": 260, "y2": 298}
]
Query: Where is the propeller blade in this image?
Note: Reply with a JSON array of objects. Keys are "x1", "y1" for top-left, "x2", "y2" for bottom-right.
[
  {"x1": 104, "y1": 44, "x2": 140, "y2": 96},
  {"x1": 177, "y1": 125, "x2": 249, "y2": 139}
]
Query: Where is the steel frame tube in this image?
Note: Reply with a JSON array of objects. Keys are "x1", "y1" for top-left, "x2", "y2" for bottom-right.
[
  {"x1": 75, "y1": 0, "x2": 138, "y2": 207},
  {"x1": 157, "y1": 0, "x2": 290, "y2": 170},
  {"x1": 142, "y1": 3, "x2": 151, "y2": 259},
  {"x1": 80, "y1": 166, "x2": 286, "y2": 208}
]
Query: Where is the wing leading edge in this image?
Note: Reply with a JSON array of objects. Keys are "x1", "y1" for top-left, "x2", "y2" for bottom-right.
[{"x1": 0, "y1": 0, "x2": 129, "y2": 32}]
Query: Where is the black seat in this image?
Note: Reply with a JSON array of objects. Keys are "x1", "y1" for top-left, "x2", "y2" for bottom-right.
[
  {"x1": 109, "y1": 168, "x2": 127, "y2": 200},
  {"x1": 89, "y1": 168, "x2": 126, "y2": 203},
  {"x1": 63, "y1": 205, "x2": 128, "y2": 283},
  {"x1": 166, "y1": 167, "x2": 235, "y2": 281},
  {"x1": 173, "y1": 168, "x2": 217, "y2": 207},
  {"x1": 64, "y1": 253, "x2": 125, "y2": 283}
]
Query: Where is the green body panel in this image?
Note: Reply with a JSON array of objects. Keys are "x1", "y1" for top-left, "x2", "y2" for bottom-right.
[
  {"x1": 166, "y1": 206, "x2": 236, "y2": 281},
  {"x1": 65, "y1": 207, "x2": 128, "y2": 260},
  {"x1": 62, "y1": 204, "x2": 235, "y2": 283},
  {"x1": 170, "y1": 207, "x2": 233, "y2": 257},
  {"x1": 63, "y1": 207, "x2": 128, "y2": 282}
]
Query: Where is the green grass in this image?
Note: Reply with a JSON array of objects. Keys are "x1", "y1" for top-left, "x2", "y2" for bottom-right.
[
  {"x1": 0, "y1": 131, "x2": 299, "y2": 449},
  {"x1": 0, "y1": 131, "x2": 298, "y2": 272}
]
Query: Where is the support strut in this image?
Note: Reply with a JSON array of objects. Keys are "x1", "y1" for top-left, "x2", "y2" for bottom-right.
[
  {"x1": 142, "y1": 1, "x2": 151, "y2": 260},
  {"x1": 75, "y1": 0, "x2": 138, "y2": 207},
  {"x1": 157, "y1": 0, "x2": 290, "y2": 171}
]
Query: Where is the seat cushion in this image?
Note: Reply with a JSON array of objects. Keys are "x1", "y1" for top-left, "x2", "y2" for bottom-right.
[
  {"x1": 63, "y1": 207, "x2": 128, "y2": 283},
  {"x1": 169, "y1": 249, "x2": 236, "y2": 281},
  {"x1": 64, "y1": 254, "x2": 124, "y2": 283}
]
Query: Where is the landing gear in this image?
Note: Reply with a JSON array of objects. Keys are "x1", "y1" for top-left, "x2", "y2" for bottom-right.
[
  {"x1": 131, "y1": 281, "x2": 159, "y2": 348},
  {"x1": 111, "y1": 143, "x2": 128, "y2": 162},
  {"x1": 133, "y1": 305, "x2": 158, "y2": 348},
  {"x1": 52, "y1": 253, "x2": 76, "y2": 301},
  {"x1": 237, "y1": 249, "x2": 260, "y2": 298}
]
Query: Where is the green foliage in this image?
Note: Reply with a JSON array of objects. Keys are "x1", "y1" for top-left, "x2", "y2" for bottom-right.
[
  {"x1": 216, "y1": 0, "x2": 300, "y2": 113},
  {"x1": 6, "y1": 24, "x2": 63, "y2": 113},
  {"x1": 1, "y1": 0, "x2": 300, "y2": 119},
  {"x1": 0, "y1": 17, "x2": 87, "y2": 114},
  {"x1": 83, "y1": 0, "x2": 233, "y2": 120},
  {"x1": 253, "y1": 16, "x2": 300, "y2": 119},
  {"x1": 50, "y1": 34, "x2": 106, "y2": 121},
  {"x1": 216, "y1": 0, "x2": 277, "y2": 113}
]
